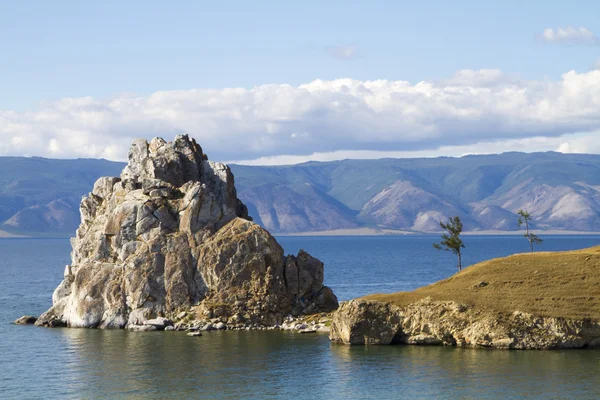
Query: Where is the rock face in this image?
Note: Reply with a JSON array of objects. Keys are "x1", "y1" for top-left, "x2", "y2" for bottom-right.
[
  {"x1": 330, "y1": 298, "x2": 600, "y2": 349},
  {"x1": 36, "y1": 135, "x2": 338, "y2": 329}
]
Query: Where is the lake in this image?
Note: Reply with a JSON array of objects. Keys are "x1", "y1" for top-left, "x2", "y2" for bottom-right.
[{"x1": 1, "y1": 235, "x2": 600, "y2": 399}]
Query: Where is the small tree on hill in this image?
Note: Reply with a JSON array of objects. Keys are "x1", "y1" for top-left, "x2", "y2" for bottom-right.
[
  {"x1": 433, "y1": 216, "x2": 465, "y2": 271},
  {"x1": 517, "y1": 209, "x2": 542, "y2": 252}
]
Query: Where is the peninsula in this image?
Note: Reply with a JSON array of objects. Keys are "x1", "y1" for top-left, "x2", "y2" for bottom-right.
[{"x1": 330, "y1": 246, "x2": 600, "y2": 349}]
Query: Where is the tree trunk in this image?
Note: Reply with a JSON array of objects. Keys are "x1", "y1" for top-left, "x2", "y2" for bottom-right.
[
  {"x1": 457, "y1": 253, "x2": 462, "y2": 271},
  {"x1": 526, "y1": 221, "x2": 533, "y2": 252},
  {"x1": 529, "y1": 237, "x2": 533, "y2": 252}
]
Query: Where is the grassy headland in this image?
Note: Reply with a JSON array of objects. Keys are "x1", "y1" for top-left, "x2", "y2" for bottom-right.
[{"x1": 365, "y1": 246, "x2": 600, "y2": 320}]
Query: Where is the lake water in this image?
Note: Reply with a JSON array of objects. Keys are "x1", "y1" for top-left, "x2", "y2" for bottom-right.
[{"x1": 2, "y1": 235, "x2": 600, "y2": 399}]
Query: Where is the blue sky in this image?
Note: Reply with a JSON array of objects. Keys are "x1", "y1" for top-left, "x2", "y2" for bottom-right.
[{"x1": 1, "y1": 0, "x2": 599, "y2": 162}]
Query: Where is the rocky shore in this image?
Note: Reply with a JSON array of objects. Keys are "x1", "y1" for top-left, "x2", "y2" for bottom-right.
[
  {"x1": 329, "y1": 246, "x2": 600, "y2": 349},
  {"x1": 329, "y1": 298, "x2": 600, "y2": 349},
  {"x1": 31, "y1": 135, "x2": 337, "y2": 330}
]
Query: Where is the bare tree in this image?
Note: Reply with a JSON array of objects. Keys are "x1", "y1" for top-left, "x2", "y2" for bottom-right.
[
  {"x1": 517, "y1": 209, "x2": 542, "y2": 252},
  {"x1": 433, "y1": 216, "x2": 465, "y2": 271}
]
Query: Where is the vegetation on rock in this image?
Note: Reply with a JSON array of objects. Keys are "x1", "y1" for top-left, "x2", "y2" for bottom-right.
[
  {"x1": 331, "y1": 246, "x2": 600, "y2": 348},
  {"x1": 433, "y1": 216, "x2": 465, "y2": 271},
  {"x1": 517, "y1": 209, "x2": 543, "y2": 252}
]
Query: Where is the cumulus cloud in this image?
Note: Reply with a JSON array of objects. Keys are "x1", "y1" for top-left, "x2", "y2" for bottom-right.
[
  {"x1": 326, "y1": 45, "x2": 358, "y2": 60},
  {"x1": 539, "y1": 26, "x2": 600, "y2": 45},
  {"x1": 2, "y1": 69, "x2": 600, "y2": 162}
]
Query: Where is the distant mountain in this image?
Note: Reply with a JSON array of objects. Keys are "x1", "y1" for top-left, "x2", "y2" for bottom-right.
[
  {"x1": 230, "y1": 152, "x2": 600, "y2": 233},
  {"x1": 1, "y1": 152, "x2": 600, "y2": 235},
  {"x1": 0, "y1": 157, "x2": 124, "y2": 235}
]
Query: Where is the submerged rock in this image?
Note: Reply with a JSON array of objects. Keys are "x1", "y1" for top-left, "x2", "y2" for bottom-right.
[
  {"x1": 36, "y1": 135, "x2": 338, "y2": 329},
  {"x1": 14, "y1": 315, "x2": 37, "y2": 325}
]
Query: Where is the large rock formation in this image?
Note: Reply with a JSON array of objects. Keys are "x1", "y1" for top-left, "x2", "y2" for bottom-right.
[
  {"x1": 36, "y1": 135, "x2": 337, "y2": 329},
  {"x1": 330, "y1": 298, "x2": 600, "y2": 349}
]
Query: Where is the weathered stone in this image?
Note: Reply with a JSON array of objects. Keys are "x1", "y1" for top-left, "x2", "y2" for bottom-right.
[
  {"x1": 201, "y1": 323, "x2": 215, "y2": 331},
  {"x1": 92, "y1": 177, "x2": 121, "y2": 200},
  {"x1": 128, "y1": 324, "x2": 157, "y2": 332},
  {"x1": 215, "y1": 322, "x2": 227, "y2": 330},
  {"x1": 14, "y1": 315, "x2": 37, "y2": 325},
  {"x1": 143, "y1": 317, "x2": 173, "y2": 330},
  {"x1": 330, "y1": 300, "x2": 403, "y2": 345},
  {"x1": 330, "y1": 297, "x2": 600, "y2": 349},
  {"x1": 37, "y1": 135, "x2": 337, "y2": 330}
]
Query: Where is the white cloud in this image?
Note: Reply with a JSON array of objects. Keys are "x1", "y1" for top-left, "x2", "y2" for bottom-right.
[
  {"x1": 326, "y1": 45, "x2": 358, "y2": 60},
  {"x1": 539, "y1": 26, "x2": 600, "y2": 45},
  {"x1": 2, "y1": 69, "x2": 600, "y2": 162},
  {"x1": 556, "y1": 133, "x2": 600, "y2": 154}
]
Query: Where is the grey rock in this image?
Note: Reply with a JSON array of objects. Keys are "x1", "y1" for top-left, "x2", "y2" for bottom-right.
[
  {"x1": 127, "y1": 324, "x2": 157, "y2": 332},
  {"x1": 215, "y1": 322, "x2": 227, "y2": 330},
  {"x1": 37, "y1": 135, "x2": 337, "y2": 329},
  {"x1": 14, "y1": 315, "x2": 37, "y2": 325},
  {"x1": 330, "y1": 298, "x2": 600, "y2": 349},
  {"x1": 201, "y1": 323, "x2": 215, "y2": 331},
  {"x1": 143, "y1": 317, "x2": 173, "y2": 329},
  {"x1": 187, "y1": 331, "x2": 203, "y2": 337}
]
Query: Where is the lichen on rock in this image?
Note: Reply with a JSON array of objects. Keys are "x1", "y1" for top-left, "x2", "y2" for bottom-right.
[{"x1": 36, "y1": 135, "x2": 338, "y2": 329}]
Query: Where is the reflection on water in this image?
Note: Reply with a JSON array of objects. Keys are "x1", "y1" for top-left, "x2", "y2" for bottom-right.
[{"x1": 35, "y1": 328, "x2": 597, "y2": 399}]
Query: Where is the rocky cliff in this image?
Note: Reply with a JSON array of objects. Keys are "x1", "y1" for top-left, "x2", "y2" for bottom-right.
[
  {"x1": 330, "y1": 246, "x2": 600, "y2": 349},
  {"x1": 36, "y1": 135, "x2": 337, "y2": 329},
  {"x1": 330, "y1": 298, "x2": 600, "y2": 349}
]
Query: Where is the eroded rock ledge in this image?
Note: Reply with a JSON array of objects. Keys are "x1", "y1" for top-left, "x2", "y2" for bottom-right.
[
  {"x1": 36, "y1": 135, "x2": 338, "y2": 329},
  {"x1": 329, "y1": 298, "x2": 600, "y2": 349}
]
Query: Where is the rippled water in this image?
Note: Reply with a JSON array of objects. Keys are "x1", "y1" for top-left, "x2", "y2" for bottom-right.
[{"x1": 2, "y1": 235, "x2": 600, "y2": 399}]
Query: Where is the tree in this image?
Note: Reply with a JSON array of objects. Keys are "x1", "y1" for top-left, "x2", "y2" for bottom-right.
[
  {"x1": 433, "y1": 216, "x2": 465, "y2": 271},
  {"x1": 517, "y1": 209, "x2": 542, "y2": 252}
]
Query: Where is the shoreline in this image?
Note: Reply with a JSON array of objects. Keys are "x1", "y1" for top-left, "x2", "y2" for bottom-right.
[
  {"x1": 3, "y1": 228, "x2": 600, "y2": 239},
  {"x1": 276, "y1": 228, "x2": 600, "y2": 236},
  {"x1": 0, "y1": 229, "x2": 29, "y2": 238}
]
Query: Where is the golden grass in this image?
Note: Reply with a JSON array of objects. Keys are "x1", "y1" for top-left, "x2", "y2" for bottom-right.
[{"x1": 365, "y1": 246, "x2": 600, "y2": 320}]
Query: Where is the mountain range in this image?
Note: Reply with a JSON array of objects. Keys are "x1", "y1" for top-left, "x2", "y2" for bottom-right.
[{"x1": 1, "y1": 152, "x2": 599, "y2": 236}]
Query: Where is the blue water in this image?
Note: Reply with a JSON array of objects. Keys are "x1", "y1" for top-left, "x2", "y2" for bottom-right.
[
  {"x1": 1, "y1": 235, "x2": 600, "y2": 399},
  {"x1": 279, "y1": 234, "x2": 600, "y2": 300}
]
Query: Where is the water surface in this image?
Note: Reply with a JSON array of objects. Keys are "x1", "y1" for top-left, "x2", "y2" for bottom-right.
[{"x1": 1, "y1": 236, "x2": 599, "y2": 399}]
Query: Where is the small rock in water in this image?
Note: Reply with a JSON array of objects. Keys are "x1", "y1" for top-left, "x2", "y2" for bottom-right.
[
  {"x1": 164, "y1": 326, "x2": 175, "y2": 331},
  {"x1": 187, "y1": 331, "x2": 203, "y2": 337},
  {"x1": 202, "y1": 323, "x2": 215, "y2": 331},
  {"x1": 128, "y1": 324, "x2": 157, "y2": 332},
  {"x1": 143, "y1": 317, "x2": 173, "y2": 330},
  {"x1": 14, "y1": 316, "x2": 37, "y2": 325},
  {"x1": 215, "y1": 322, "x2": 227, "y2": 330},
  {"x1": 295, "y1": 323, "x2": 307, "y2": 330}
]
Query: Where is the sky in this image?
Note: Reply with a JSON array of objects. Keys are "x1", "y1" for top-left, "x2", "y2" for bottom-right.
[{"x1": 1, "y1": 0, "x2": 600, "y2": 164}]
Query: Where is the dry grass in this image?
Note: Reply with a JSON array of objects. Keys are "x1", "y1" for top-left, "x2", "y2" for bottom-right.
[{"x1": 365, "y1": 246, "x2": 600, "y2": 320}]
